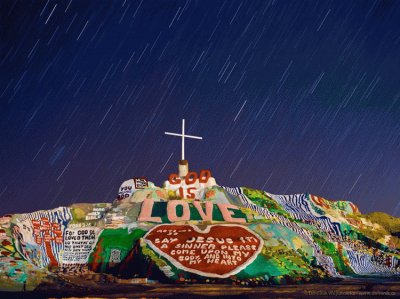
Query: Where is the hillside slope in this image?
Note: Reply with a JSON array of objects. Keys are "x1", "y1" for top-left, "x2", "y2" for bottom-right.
[{"x1": 1, "y1": 184, "x2": 399, "y2": 291}]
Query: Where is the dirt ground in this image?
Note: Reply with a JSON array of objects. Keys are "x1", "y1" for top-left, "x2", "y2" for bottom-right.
[{"x1": 1, "y1": 278, "x2": 400, "y2": 298}]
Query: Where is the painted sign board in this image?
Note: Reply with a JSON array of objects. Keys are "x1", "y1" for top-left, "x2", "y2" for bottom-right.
[
  {"x1": 163, "y1": 170, "x2": 217, "y2": 200},
  {"x1": 62, "y1": 227, "x2": 102, "y2": 264},
  {"x1": 117, "y1": 177, "x2": 149, "y2": 200}
]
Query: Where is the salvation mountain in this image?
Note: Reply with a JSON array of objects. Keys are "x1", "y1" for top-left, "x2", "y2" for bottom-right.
[{"x1": 1, "y1": 169, "x2": 400, "y2": 292}]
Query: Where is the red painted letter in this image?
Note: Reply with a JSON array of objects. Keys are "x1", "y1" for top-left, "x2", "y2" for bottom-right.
[
  {"x1": 199, "y1": 170, "x2": 211, "y2": 183},
  {"x1": 185, "y1": 172, "x2": 197, "y2": 185},
  {"x1": 169, "y1": 173, "x2": 181, "y2": 185}
]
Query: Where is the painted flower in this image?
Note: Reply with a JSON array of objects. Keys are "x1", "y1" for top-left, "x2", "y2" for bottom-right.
[{"x1": 205, "y1": 190, "x2": 216, "y2": 198}]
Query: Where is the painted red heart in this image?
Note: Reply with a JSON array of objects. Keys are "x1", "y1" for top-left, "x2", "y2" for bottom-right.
[{"x1": 143, "y1": 224, "x2": 263, "y2": 278}]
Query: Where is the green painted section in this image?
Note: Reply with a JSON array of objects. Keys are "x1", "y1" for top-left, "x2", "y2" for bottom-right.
[{"x1": 88, "y1": 228, "x2": 146, "y2": 272}]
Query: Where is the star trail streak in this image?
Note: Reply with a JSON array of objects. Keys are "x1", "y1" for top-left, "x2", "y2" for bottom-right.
[{"x1": 1, "y1": 0, "x2": 400, "y2": 216}]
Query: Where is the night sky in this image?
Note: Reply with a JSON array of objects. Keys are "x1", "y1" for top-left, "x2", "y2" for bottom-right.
[{"x1": 1, "y1": 0, "x2": 400, "y2": 216}]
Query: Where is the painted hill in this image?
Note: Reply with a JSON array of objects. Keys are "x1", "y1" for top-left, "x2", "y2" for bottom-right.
[{"x1": 1, "y1": 181, "x2": 400, "y2": 292}]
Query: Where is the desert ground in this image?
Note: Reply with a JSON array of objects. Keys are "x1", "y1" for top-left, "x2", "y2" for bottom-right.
[{"x1": 1, "y1": 278, "x2": 400, "y2": 298}]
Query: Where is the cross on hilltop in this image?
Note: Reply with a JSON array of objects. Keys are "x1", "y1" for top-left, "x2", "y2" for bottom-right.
[{"x1": 165, "y1": 119, "x2": 202, "y2": 161}]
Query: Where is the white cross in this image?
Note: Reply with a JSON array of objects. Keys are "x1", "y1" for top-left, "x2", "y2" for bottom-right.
[{"x1": 165, "y1": 119, "x2": 202, "y2": 161}]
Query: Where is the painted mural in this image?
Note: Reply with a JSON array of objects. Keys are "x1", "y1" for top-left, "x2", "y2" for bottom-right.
[{"x1": 1, "y1": 170, "x2": 400, "y2": 291}]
